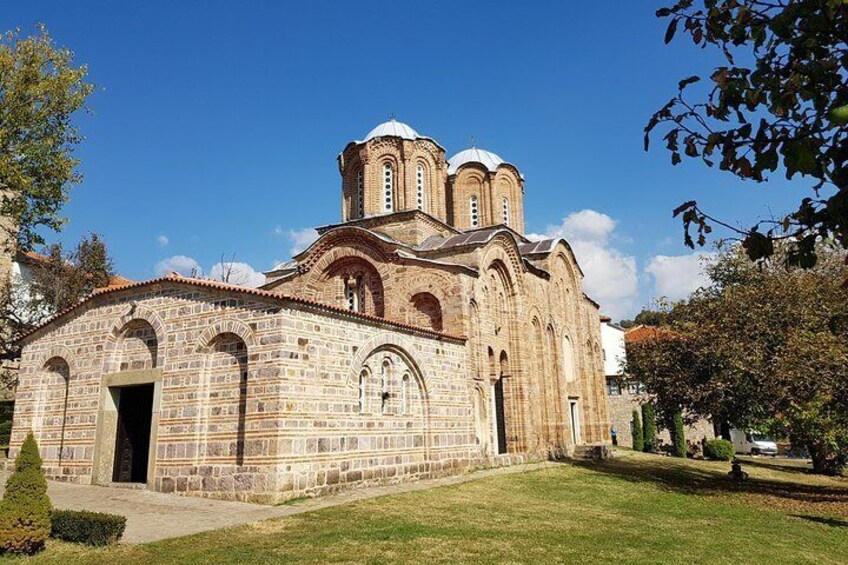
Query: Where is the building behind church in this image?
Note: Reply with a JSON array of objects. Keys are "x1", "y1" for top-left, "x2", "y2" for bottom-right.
[{"x1": 9, "y1": 120, "x2": 611, "y2": 502}]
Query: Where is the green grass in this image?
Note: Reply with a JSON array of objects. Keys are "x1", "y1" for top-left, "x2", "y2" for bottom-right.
[{"x1": 26, "y1": 452, "x2": 848, "y2": 564}]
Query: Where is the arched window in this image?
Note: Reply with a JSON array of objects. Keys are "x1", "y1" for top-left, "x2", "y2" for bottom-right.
[
  {"x1": 345, "y1": 277, "x2": 360, "y2": 312},
  {"x1": 381, "y1": 360, "x2": 390, "y2": 413},
  {"x1": 401, "y1": 373, "x2": 410, "y2": 414},
  {"x1": 562, "y1": 336, "x2": 577, "y2": 383},
  {"x1": 383, "y1": 163, "x2": 394, "y2": 212},
  {"x1": 359, "y1": 369, "x2": 368, "y2": 413},
  {"x1": 416, "y1": 164, "x2": 425, "y2": 211},
  {"x1": 356, "y1": 168, "x2": 364, "y2": 218},
  {"x1": 470, "y1": 195, "x2": 479, "y2": 228},
  {"x1": 502, "y1": 197, "x2": 510, "y2": 226}
]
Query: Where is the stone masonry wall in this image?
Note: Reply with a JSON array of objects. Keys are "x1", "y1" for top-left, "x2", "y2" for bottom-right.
[{"x1": 11, "y1": 282, "x2": 474, "y2": 502}]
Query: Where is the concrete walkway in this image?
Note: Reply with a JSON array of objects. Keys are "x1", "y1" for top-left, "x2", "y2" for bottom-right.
[{"x1": 0, "y1": 462, "x2": 553, "y2": 544}]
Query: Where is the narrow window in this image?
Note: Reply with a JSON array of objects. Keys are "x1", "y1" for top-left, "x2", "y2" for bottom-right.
[
  {"x1": 502, "y1": 197, "x2": 510, "y2": 226},
  {"x1": 356, "y1": 168, "x2": 364, "y2": 218},
  {"x1": 359, "y1": 370, "x2": 367, "y2": 413},
  {"x1": 381, "y1": 361, "x2": 389, "y2": 413},
  {"x1": 416, "y1": 164, "x2": 425, "y2": 211},
  {"x1": 401, "y1": 374, "x2": 410, "y2": 414},
  {"x1": 470, "y1": 195, "x2": 479, "y2": 227},
  {"x1": 383, "y1": 163, "x2": 394, "y2": 212}
]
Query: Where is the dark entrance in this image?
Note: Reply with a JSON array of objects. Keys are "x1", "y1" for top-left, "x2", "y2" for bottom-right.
[
  {"x1": 112, "y1": 384, "x2": 154, "y2": 483},
  {"x1": 494, "y1": 378, "x2": 508, "y2": 454}
]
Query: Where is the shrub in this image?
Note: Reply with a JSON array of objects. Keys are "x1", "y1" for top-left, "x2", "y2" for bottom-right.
[
  {"x1": 704, "y1": 439, "x2": 735, "y2": 461},
  {"x1": 642, "y1": 404, "x2": 657, "y2": 453},
  {"x1": 0, "y1": 431, "x2": 52, "y2": 555},
  {"x1": 671, "y1": 412, "x2": 687, "y2": 458},
  {"x1": 631, "y1": 409, "x2": 644, "y2": 452},
  {"x1": 0, "y1": 421, "x2": 11, "y2": 447},
  {"x1": 50, "y1": 510, "x2": 126, "y2": 546}
]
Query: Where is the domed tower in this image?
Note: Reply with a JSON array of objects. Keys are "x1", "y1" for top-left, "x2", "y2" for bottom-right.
[
  {"x1": 338, "y1": 119, "x2": 449, "y2": 223},
  {"x1": 446, "y1": 147, "x2": 525, "y2": 234}
]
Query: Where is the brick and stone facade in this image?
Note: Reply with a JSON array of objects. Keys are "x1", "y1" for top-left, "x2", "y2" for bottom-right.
[{"x1": 10, "y1": 120, "x2": 611, "y2": 501}]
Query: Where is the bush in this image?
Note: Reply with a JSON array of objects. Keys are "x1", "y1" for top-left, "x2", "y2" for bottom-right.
[
  {"x1": 0, "y1": 431, "x2": 52, "y2": 555},
  {"x1": 0, "y1": 421, "x2": 11, "y2": 447},
  {"x1": 671, "y1": 412, "x2": 687, "y2": 458},
  {"x1": 631, "y1": 409, "x2": 644, "y2": 452},
  {"x1": 642, "y1": 404, "x2": 657, "y2": 453},
  {"x1": 704, "y1": 439, "x2": 735, "y2": 461},
  {"x1": 50, "y1": 510, "x2": 126, "y2": 546}
]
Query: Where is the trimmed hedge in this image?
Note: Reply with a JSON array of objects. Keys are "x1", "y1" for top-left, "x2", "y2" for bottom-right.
[
  {"x1": 631, "y1": 409, "x2": 643, "y2": 452},
  {"x1": 671, "y1": 412, "x2": 687, "y2": 458},
  {"x1": 50, "y1": 510, "x2": 126, "y2": 546},
  {"x1": 704, "y1": 439, "x2": 735, "y2": 461},
  {"x1": 642, "y1": 404, "x2": 657, "y2": 453},
  {"x1": 0, "y1": 431, "x2": 52, "y2": 555}
]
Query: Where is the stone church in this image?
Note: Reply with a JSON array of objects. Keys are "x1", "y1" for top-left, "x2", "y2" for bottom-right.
[{"x1": 9, "y1": 120, "x2": 611, "y2": 502}]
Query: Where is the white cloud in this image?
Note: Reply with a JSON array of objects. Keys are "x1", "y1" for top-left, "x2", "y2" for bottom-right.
[
  {"x1": 154, "y1": 255, "x2": 201, "y2": 277},
  {"x1": 536, "y1": 210, "x2": 639, "y2": 320},
  {"x1": 286, "y1": 228, "x2": 319, "y2": 256},
  {"x1": 208, "y1": 261, "x2": 266, "y2": 288},
  {"x1": 645, "y1": 253, "x2": 714, "y2": 302},
  {"x1": 156, "y1": 235, "x2": 169, "y2": 247}
]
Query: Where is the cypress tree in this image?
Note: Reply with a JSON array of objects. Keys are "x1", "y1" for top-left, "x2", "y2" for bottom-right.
[
  {"x1": 0, "y1": 431, "x2": 52, "y2": 555},
  {"x1": 631, "y1": 409, "x2": 644, "y2": 452},
  {"x1": 671, "y1": 411, "x2": 687, "y2": 458},
  {"x1": 642, "y1": 403, "x2": 657, "y2": 453}
]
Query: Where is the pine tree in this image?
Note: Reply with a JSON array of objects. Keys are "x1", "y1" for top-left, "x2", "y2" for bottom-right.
[
  {"x1": 0, "y1": 431, "x2": 52, "y2": 554},
  {"x1": 642, "y1": 403, "x2": 657, "y2": 453},
  {"x1": 671, "y1": 412, "x2": 687, "y2": 458},
  {"x1": 631, "y1": 409, "x2": 643, "y2": 452}
]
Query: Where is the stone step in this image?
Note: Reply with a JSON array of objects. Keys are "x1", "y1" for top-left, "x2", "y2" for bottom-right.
[{"x1": 572, "y1": 444, "x2": 612, "y2": 461}]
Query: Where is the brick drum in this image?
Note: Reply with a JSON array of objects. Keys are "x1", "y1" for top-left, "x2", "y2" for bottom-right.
[{"x1": 10, "y1": 120, "x2": 612, "y2": 502}]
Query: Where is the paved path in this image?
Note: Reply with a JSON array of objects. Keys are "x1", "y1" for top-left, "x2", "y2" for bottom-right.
[{"x1": 0, "y1": 462, "x2": 553, "y2": 544}]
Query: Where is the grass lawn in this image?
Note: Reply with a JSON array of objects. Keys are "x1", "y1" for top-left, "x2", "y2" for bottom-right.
[{"x1": 26, "y1": 451, "x2": 848, "y2": 564}]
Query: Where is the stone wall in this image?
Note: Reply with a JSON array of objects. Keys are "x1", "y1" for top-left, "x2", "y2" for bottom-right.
[
  {"x1": 11, "y1": 281, "x2": 475, "y2": 502},
  {"x1": 606, "y1": 382, "x2": 715, "y2": 450}
]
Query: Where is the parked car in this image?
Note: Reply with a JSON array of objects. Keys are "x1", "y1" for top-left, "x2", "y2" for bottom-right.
[{"x1": 730, "y1": 429, "x2": 778, "y2": 456}]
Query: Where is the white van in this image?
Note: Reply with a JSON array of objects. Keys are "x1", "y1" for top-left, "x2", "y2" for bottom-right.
[{"x1": 730, "y1": 429, "x2": 778, "y2": 456}]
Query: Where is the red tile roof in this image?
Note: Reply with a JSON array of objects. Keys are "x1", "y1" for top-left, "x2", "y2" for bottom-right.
[
  {"x1": 19, "y1": 273, "x2": 465, "y2": 345},
  {"x1": 624, "y1": 325, "x2": 678, "y2": 344}
]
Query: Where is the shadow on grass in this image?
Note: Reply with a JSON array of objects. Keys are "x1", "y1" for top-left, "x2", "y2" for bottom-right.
[
  {"x1": 566, "y1": 455, "x2": 848, "y2": 510},
  {"x1": 792, "y1": 514, "x2": 848, "y2": 528},
  {"x1": 738, "y1": 457, "x2": 813, "y2": 476}
]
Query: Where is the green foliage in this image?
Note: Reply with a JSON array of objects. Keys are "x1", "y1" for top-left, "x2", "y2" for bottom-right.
[
  {"x1": 0, "y1": 431, "x2": 52, "y2": 555},
  {"x1": 1, "y1": 233, "x2": 114, "y2": 385},
  {"x1": 0, "y1": 420, "x2": 11, "y2": 446},
  {"x1": 0, "y1": 25, "x2": 95, "y2": 252},
  {"x1": 626, "y1": 243, "x2": 848, "y2": 474},
  {"x1": 704, "y1": 439, "x2": 735, "y2": 461},
  {"x1": 642, "y1": 404, "x2": 657, "y2": 453},
  {"x1": 671, "y1": 412, "x2": 687, "y2": 458},
  {"x1": 646, "y1": 1, "x2": 848, "y2": 266},
  {"x1": 631, "y1": 409, "x2": 644, "y2": 452},
  {"x1": 50, "y1": 510, "x2": 126, "y2": 546}
]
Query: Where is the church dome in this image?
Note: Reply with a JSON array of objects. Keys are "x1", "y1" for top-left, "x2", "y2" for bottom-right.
[
  {"x1": 448, "y1": 147, "x2": 520, "y2": 176},
  {"x1": 363, "y1": 119, "x2": 421, "y2": 142}
]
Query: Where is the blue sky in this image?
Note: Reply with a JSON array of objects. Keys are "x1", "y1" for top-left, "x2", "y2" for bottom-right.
[{"x1": 3, "y1": 1, "x2": 808, "y2": 319}]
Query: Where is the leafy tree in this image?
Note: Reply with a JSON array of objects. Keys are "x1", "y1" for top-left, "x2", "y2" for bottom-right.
[
  {"x1": 631, "y1": 409, "x2": 644, "y2": 452},
  {"x1": 619, "y1": 308, "x2": 673, "y2": 329},
  {"x1": 0, "y1": 25, "x2": 95, "y2": 252},
  {"x1": 0, "y1": 234, "x2": 113, "y2": 387},
  {"x1": 626, "y1": 243, "x2": 848, "y2": 473},
  {"x1": 646, "y1": 1, "x2": 848, "y2": 267},
  {"x1": 671, "y1": 411, "x2": 687, "y2": 458},
  {"x1": 0, "y1": 431, "x2": 52, "y2": 554},
  {"x1": 642, "y1": 403, "x2": 658, "y2": 453}
]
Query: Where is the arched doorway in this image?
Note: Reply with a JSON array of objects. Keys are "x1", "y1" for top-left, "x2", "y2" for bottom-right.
[{"x1": 493, "y1": 350, "x2": 509, "y2": 455}]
